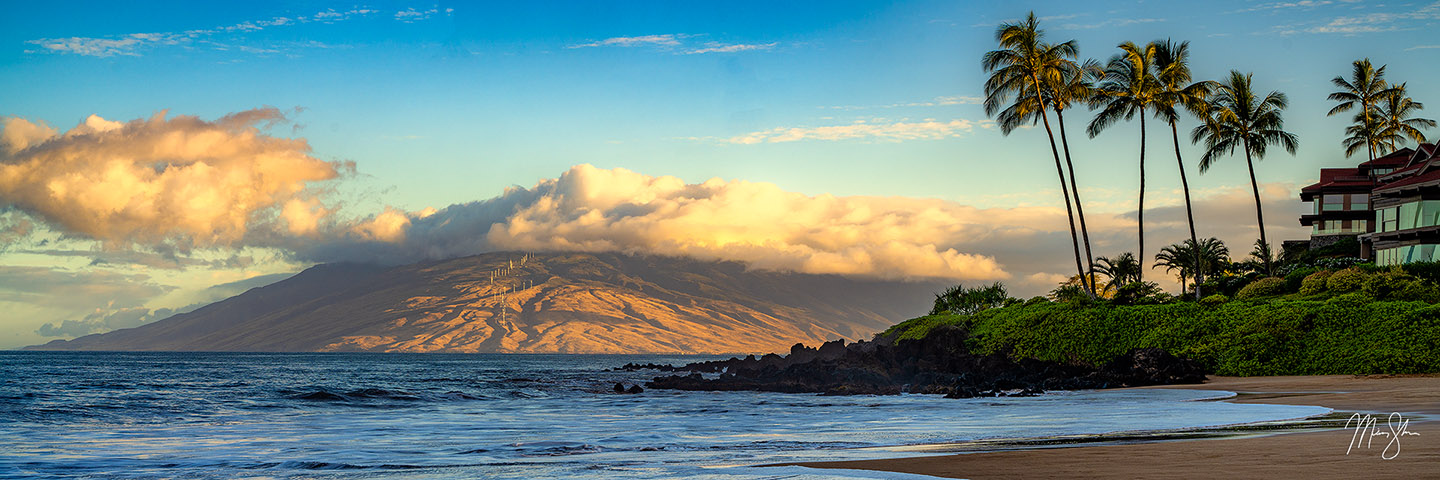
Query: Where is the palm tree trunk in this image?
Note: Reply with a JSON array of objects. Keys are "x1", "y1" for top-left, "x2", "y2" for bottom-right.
[
  {"x1": 1031, "y1": 75, "x2": 1090, "y2": 297},
  {"x1": 1170, "y1": 121, "x2": 1202, "y2": 299},
  {"x1": 1055, "y1": 109, "x2": 1097, "y2": 296},
  {"x1": 1137, "y1": 111, "x2": 1147, "y2": 284},
  {"x1": 1365, "y1": 107, "x2": 1376, "y2": 164},
  {"x1": 1243, "y1": 142, "x2": 1272, "y2": 274}
]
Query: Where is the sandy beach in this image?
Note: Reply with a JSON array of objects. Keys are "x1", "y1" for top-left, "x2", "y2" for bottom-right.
[{"x1": 789, "y1": 375, "x2": 1439, "y2": 479}]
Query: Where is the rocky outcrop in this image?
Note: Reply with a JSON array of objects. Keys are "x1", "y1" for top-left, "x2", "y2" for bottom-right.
[{"x1": 643, "y1": 325, "x2": 1206, "y2": 397}]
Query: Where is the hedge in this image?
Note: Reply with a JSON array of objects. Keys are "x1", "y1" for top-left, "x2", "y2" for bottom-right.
[{"x1": 883, "y1": 297, "x2": 1440, "y2": 376}]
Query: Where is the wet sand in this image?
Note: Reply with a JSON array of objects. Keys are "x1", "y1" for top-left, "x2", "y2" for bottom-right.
[{"x1": 787, "y1": 375, "x2": 1440, "y2": 479}]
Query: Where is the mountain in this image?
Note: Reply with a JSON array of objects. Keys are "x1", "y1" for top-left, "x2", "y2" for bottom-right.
[{"x1": 28, "y1": 252, "x2": 946, "y2": 354}]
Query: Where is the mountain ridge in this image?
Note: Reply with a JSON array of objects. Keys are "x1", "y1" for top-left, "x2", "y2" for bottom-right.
[{"x1": 28, "y1": 252, "x2": 946, "y2": 354}]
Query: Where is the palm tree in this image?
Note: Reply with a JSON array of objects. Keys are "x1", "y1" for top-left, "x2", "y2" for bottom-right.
[
  {"x1": 1191, "y1": 237, "x2": 1230, "y2": 295},
  {"x1": 1193, "y1": 71, "x2": 1298, "y2": 275},
  {"x1": 1154, "y1": 242, "x2": 1192, "y2": 293},
  {"x1": 1151, "y1": 40, "x2": 1216, "y2": 299},
  {"x1": 1088, "y1": 41, "x2": 1160, "y2": 282},
  {"x1": 1342, "y1": 113, "x2": 1389, "y2": 158},
  {"x1": 996, "y1": 59, "x2": 1104, "y2": 295},
  {"x1": 1327, "y1": 58, "x2": 1397, "y2": 162},
  {"x1": 983, "y1": 12, "x2": 1092, "y2": 297},
  {"x1": 1094, "y1": 252, "x2": 1141, "y2": 291},
  {"x1": 1374, "y1": 83, "x2": 1435, "y2": 151},
  {"x1": 1250, "y1": 239, "x2": 1275, "y2": 273}
]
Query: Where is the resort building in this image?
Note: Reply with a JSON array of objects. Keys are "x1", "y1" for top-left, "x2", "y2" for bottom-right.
[{"x1": 1300, "y1": 144, "x2": 1440, "y2": 264}]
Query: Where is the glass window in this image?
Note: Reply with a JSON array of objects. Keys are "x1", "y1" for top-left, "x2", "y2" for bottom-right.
[
  {"x1": 1401, "y1": 202, "x2": 1420, "y2": 230},
  {"x1": 1355, "y1": 220, "x2": 1369, "y2": 233},
  {"x1": 1350, "y1": 194, "x2": 1369, "y2": 210},
  {"x1": 1381, "y1": 207, "x2": 1398, "y2": 232},
  {"x1": 1324, "y1": 194, "x2": 1346, "y2": 211}
]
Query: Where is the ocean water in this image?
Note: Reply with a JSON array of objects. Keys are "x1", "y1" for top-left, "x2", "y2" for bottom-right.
[{"x1": 0, "y1": 352, "x2": 1329, "y2": 479}]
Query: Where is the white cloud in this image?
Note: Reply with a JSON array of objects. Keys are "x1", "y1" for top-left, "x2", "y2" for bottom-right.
[
  {"x1": 686, "y1": 42, "x2": 778, "y2": 54},
  {"x1": 724, "y1": 119, "x2": 991, "y2": 144},
  {"x1": 0, "y1": 108, "x2": 343, "y2": 250},
  {"x1": 569, "y1": 34, "x2": 685, "y2": 49},
  {"x1": 1060, "y1": 18, "x2": 1165, "y2": 30},
  {"x1": 1277, "y1": 1, "x2": 1440, "y2": 35},
  {"x1": 26, "y1": 6, "x2": 444, "y2": 57},
  {"x1": 568, "y1": 34, "x2": 778, "y2": 54},
  {"x1": 825, "y1": 95, "x2": 984, "y2": 111},
  {"x1": 395, "y1": 7, "x2": 444, "y2": 23},
  {"x1": 286, "y1": 165, "x2": 1309, "y2": 296}
]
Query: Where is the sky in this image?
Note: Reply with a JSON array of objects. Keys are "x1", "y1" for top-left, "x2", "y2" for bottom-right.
[{"x1": 1, "y1": 0, "x2": 1437, "y2": 348}]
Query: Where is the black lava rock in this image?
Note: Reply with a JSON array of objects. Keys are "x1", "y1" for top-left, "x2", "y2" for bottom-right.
[{"x1": 645, "y1": 325, "x2": 1207, "y2": 397}]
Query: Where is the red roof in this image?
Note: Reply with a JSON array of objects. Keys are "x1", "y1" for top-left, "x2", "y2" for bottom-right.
[
  {"x1": 1358, "y1": 147, "x2": 1416, "y2": 168},
  {"x1": 1302, "y1": 167, "x2": 1373, "y2": 192},
  {"x1": 1375, "y1": 166, "x2": 1440, "y2": 192}
]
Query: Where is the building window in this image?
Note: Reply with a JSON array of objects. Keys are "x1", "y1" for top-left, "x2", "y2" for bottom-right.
[
  {"x1": 1323, "y1": 194, "x2": 1346, "y2": 211},
  {"x1": 1354, "y1": 219, "x2": 1369, "y2": 233},
  {"x1": 1401, "y1": 202, "x2": 1420, "y2": 230},
  {"x1": 1374, "y1": 168, "x2": 1394, "y2": 176},
  {"x1": 1349, "y1": 194, "x2": 1369, "y2": 210},
  {"x1": 1381, "y1": 207, "x2": 1398, "y2": 232}
]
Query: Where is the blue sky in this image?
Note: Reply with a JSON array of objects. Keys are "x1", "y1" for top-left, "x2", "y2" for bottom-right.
[{"x1": 1, "y1": 0, "x2": 1437, "y2": 348}]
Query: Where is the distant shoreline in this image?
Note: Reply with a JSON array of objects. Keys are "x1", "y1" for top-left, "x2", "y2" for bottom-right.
[{"x1": 782, "y1": 375, "x2": 1440, "y2": 479}]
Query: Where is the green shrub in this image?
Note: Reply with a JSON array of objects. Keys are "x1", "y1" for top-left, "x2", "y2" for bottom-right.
[
  {"x1": 1215, "y1": 274, "x2": 1258, "y2": 297},
  {"x1": 1299, "y1": 270, "x2": 1333, "y2": 295},
  {"x1": 1362, "y1": 269, "x2": 1440, "y2": 303},
  {"x1": 1024, "y1": 296, "x2": 1050, "y2": 306},
  {"x1": 1284, "y1": 267, "x2": 1319, "y2": 292},
  {"x1": 1400, "y1": 261, "x2": 1440, "y2": 284},
  {"x1": 917, "y1": 297, "x2": 1440, "y2": 376},
  {"x1": 930, "y1": 282, "x2": 1009, "y2": 315},
  {"x1": 1326, "y1": 267, "x2": 1369, "y2": 293},
  {"x1": 1113, "y1": 281, "x2": 1161, "y2": 305},
  {"x1": 1049, "y1": 284, "x2": 1088, "y2": 303},
  {"x1": 1199, "y1": 294, "x2": 1228, "y2": 307},
  {"x1": 1236, "y1": 277, "x2": 1286, "y2": 299}
]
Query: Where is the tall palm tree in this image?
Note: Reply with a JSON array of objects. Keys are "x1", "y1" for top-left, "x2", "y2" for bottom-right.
[
  {"x1": 1374, "y1": 83, "x2": 1435, "y2": 151},
  {"x1": 1193, "y1": 71, "x2": 1298, "y2": 275},
  {"x1": 982, "y1": 12, "x2": 1092, "y2": 297},
  {"x1": 1151, "y1": 39, "x2": 1216, "y2": 299},
  {"x1": 996, "y1": 59, "x2": 1104, "y2": 295},
  {"x1": 1088, "y1": 41, "x2": 1160, "y2": 282},
  {"x1": 1327, "y1": 58, "x2": 1396, "y2": 163}
]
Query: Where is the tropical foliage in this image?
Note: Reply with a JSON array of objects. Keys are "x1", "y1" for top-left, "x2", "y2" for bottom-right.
[
  {"x1": 929, "y1": 282, "x2": 1013, "y2": 316},
  {"x1": 982, "y1": 13, "x2": 1094, "y2": 297},
  {"x1": 1192, "y1": 71, "x2": 1297, "y2": 275},
  {"x1": 977, "y1": 15, "x2": 1433, "y2": 301},
  {"x1": 1327, "y1": 58, "x2": 1397, "y2": 161},
  {"x1": 1088, "y1": 41, "x2": 1160, "y2": 282},
  {"x1": 886, "y1": 296, "x2": 1440, "y2": 376}
]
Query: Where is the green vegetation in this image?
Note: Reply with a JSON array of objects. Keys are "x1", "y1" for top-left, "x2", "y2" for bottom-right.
[
  {"x1": 1235, "y1": 277, "x2": 1284, "y2": 299},
  {"x1": 885, "y1": 296, "x2": 1440, "y2": 376},
  {"x1": 899, "y1": 263, "x2": 1440, "y2": 376},
  {"x1": 962, "y1": 13, "x2": 1440, "y2": 376},
  {"x1": 930, "y1": 282, "x2": 1012, "y2": 316}
]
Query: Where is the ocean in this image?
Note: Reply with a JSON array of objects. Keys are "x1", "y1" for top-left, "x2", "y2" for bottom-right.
[{"x1": 0, "y1": 352, "x2": 1330, "y2": 479}]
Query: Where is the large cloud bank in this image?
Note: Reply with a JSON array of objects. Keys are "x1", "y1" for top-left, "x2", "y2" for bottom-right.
[
  {"x1": 300, "y1": 164, "x2": 1019, "y2": 280},
  {"x1": 0, "y1": 108, "x2": 342, "y2": 250}
]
